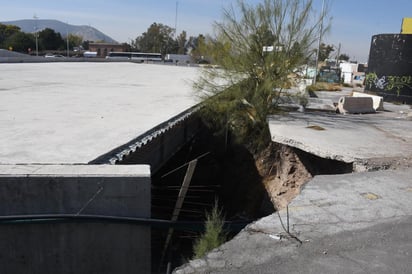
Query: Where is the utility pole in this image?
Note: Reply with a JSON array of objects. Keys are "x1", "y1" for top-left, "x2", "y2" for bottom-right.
[
  {"x1": 33, "y1": 14, "x2": 39, "y2": 56},
  {"x1": 313, "y1": 0, "x2": 325, "y2": 85},
  {"x1": 66, "y1": 22, "x2": 70, "y2": 57},
  {"x1": 174, "y1": 1, "x2": 179, "y2": 39},
  {"x1": 336, "y1": 42, "x2": 341, "y2": 66}
]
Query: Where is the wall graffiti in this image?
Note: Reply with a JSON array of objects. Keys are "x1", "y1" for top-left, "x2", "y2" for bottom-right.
[
  {"x1": 367, "y1": 34, "x2": 412, "y2": 103},
  {"x1": 365, "y1": 72, "x2": 412, "y2": 96}
]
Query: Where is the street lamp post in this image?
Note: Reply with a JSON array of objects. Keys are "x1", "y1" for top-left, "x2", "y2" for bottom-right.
[
  {"x1": 66, "y1": 22, "x2": 70, "y2": 57},
  {"x1": 335, "y1": 42, "x2": 341, "y2": 66},
  {"x1": 33, "y1": 14, "x2": 39, "y2": 56},
  {"x1": 35, "y1": 32, "x2": 38, "y2": 56},
  {"x1": 313, "y1": 0, "x2": 325, "y2": 85},
  {"x1": 174, "y1": 1, "x2": 178, "y2": 39}
]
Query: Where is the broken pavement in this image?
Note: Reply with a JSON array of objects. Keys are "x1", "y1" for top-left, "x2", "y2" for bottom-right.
[{"x1": 174, "y1": 89, "x2": 412, "y2": 273}]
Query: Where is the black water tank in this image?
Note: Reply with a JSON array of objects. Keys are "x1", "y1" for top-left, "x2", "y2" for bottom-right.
[{"x1": 366, "y1": 34, "x2": 412, "y2": 103}]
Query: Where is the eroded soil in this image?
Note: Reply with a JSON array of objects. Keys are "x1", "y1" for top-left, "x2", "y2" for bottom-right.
[
  {"x1": 255, "y1": 142, "x2": 353, "y2": 210},
  {"x1": 255, "y1": 143, "x2": 312, "y2": 210}
]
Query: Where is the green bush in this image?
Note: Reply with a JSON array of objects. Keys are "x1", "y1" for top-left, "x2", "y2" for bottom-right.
[{"x1": 193, "y1": 202, "x2": 227, "y2": 259}]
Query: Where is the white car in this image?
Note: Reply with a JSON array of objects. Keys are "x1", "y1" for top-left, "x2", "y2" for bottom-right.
[{"x1": 45, "y1": 54, "x2": 65, "y2": 58}]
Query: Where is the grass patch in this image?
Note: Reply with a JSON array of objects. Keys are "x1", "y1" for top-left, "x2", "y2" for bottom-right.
[
  {"x1": 342, "y1": 83, "x2": 353, "y2": 88},
  {"x1": 307, "y1": 82, "x2": 342, "y2": 93},
  {"x1": 193, "y1": 201, "x2": 227, "y2": 259}
]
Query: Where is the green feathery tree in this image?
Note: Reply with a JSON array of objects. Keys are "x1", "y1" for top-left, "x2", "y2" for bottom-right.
[{"x1": 195, "y1": 0, "x2": 330, "y2": 153}]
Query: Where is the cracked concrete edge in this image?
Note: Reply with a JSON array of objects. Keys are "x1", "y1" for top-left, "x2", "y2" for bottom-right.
[
  {"x1": 353, "y1": 156, "x2": 412, "y2": 172},
  {"x1": 271, "y1": 135, "x2": 356, "y2": 164},
  {"x1": 173, "y1": 169, "x2": 412, "y2": 273},
  {"x1": 271, "y1": 136, "x2": 412, "y2": 172},
  {"x1": 173, "y1": 215, "x2": 298, "y2": 273}
]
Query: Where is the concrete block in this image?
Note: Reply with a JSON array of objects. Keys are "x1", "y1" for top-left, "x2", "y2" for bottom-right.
[
  {"x1": 337, "y1": 96, "x2": 375, "y2": 114},
  {"x1": 352, "y1": 92, "x2": 384, "y2": 111},
  {"x1": 296, "y1": 78, "x2": 313, "y2": 93},
  {"x1": 0, "y1": 164, "x2": 151, "y2": 274}
]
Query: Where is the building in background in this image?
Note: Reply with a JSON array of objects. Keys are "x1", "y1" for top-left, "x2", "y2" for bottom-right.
[
  {"x1": 401, "y1": 18, "x2": 412, "y2": 34},
  {"x1": 339, "y1": 62, "x2": 367, "y2": 86},
  {"x1": 365, "y1": 18, "x2": 412, "y2": 103},
  {"x1": 88, "y1": 43, "x2": 128, "y2": 58}
]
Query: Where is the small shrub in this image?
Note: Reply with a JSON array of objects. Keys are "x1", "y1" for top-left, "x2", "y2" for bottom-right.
[
  {"x1": 342, "y1": 83, "x2": 352, "y2": 88},
  {"x1": 306, "y1": 82, "x2": 342, "y2": 93},
  {"x1": 193, "y1": 201, "x2": 227, "y2": 259}
]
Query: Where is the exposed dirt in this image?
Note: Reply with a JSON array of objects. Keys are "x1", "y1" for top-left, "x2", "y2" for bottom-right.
[
  {"x1": 255, "y1": 143, "x2": 312, "y2": 210},
  {"x1": 254, "y1": 142, "x2": 353, "y2": 210}
]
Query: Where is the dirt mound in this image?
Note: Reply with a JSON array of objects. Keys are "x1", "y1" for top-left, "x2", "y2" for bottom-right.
[{"x1": 256, "y1": 143, "x2": 312, "y2": 210}]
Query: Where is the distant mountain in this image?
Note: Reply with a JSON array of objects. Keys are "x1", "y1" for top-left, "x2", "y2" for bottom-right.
[{"x1": 1, "y1": 19, "x2": 117, "y2": 43}]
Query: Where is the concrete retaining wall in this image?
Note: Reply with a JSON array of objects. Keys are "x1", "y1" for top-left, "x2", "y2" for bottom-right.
[
  {"x1": 91, "y1": 108, "x2": 202, "y2": 173},
  {"x1": 118, "y1": 115, "x2": 201, "y2": 172},
  {"x1": 0, "y1": 164, "x2": 151, "y2": 274}
]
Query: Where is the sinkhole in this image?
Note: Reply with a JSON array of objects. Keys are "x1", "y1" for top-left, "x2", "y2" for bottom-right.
[
  {"x1": 149, "y1": 127, "x2": 274, "y2": 272},
  {"x1": 117, "y1": 122, "x2": 353, "y2": 273}
]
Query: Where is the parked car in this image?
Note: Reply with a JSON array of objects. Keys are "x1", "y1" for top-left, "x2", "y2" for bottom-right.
[{"x1": 44, "y1": 54, "x2": 65, "y2": 58}]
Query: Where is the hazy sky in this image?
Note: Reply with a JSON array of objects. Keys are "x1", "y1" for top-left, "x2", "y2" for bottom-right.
[{"x1": 1, "y1": 0, "x2": 412, "y2": 62}]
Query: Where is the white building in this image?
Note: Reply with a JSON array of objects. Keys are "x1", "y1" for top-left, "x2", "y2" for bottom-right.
[{"x1": 339, "y1": 62, "x2": 367, "y2": 85}]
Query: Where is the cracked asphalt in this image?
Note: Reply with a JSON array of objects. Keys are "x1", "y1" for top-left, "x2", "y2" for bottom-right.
[
  {"x1": 174, "y1": 92, "x2": 412, "y2": 273},
  {"x1": 175, "y1": 170, "x2": 412, "y2": 273}
]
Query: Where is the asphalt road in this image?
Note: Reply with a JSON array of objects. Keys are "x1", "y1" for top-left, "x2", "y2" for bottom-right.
[{"x1": 235, "y1": 216, "x2": 412, "y2": 274}]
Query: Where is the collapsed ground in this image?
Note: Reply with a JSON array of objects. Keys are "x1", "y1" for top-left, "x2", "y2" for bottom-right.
[
  {"x1": 257, "y1": 142, "x2": 353, "y2": 210},
  {"x1": 150, "y1": 124, "x2": 353, "y2": 271}
]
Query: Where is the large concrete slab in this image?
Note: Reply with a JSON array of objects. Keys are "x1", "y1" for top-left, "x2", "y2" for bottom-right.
[
  {"x1": 0, "y1": 163, "x2": 151, "y2": 217},
  {"x1": 268, "y1": 110, "x2": 412, "y2": 170},
  {"x1": 0, "y1": 62, "x2": 200, "y2": 164},
  {"x1": 175, "y1": 169, "x2": 412, "y2": 273}
]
